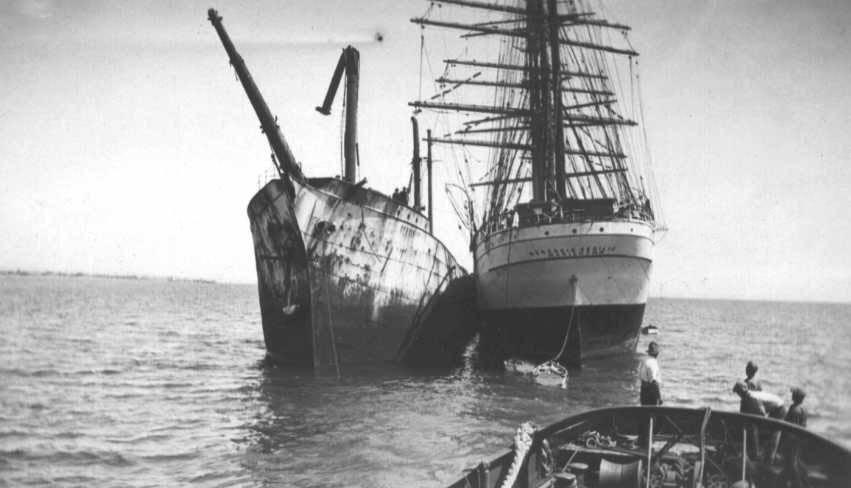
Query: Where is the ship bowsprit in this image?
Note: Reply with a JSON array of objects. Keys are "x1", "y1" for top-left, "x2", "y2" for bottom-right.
[{"x1": 248, "y1": 177, "x2": 478, "y2": 372}]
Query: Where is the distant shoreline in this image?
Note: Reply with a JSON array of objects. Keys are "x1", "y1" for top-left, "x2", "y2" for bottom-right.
[{"x1": 0, "y1": 269, "x2": 218, "y2": 285}]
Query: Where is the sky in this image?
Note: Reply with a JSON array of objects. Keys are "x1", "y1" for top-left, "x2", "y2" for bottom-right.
[{"x1": 1, "y1": 0, "x2": 850, "y2": 303}]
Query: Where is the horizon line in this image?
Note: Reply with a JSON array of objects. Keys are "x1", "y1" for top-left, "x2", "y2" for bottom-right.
[{"x1": 2, "y1": 268, "x2": 849, "y2": 306}]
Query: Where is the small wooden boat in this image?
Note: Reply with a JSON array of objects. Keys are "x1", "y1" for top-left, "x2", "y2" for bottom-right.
[
  {"x1": 641, "y1": 325, "x2": 659, "y2": 335},
  {"x1": 531, "y1": 361, "x2": 568, "y2": 388},
  {"x1": 446, "y1": 406, "x2": 851, "y2": 488},
  {"x1": 504, "y1": 359, "x2": 569, "y2": 388}
]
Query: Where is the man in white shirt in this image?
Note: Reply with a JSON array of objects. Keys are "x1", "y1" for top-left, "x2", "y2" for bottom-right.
[{"x1": 639, "y1": 341, "x2": 662, "y2": 405}]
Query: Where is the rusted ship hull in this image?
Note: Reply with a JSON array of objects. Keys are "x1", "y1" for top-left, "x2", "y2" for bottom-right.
[
  {"x1": 207, "y1": 9, "x2": 476, "y2": 371},
  {"x1": 248, "y1": 176, "x2": 474, "y2": 370}
]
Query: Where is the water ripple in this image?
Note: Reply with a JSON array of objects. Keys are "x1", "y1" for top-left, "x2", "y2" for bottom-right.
[{"x1": 1, "y1": 275, "x2": 849, "y2": 487}]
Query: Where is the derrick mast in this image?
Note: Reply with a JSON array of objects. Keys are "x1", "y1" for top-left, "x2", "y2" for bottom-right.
[{"x1": 207, "y1": 9, "x2": 302, "y2": 181}]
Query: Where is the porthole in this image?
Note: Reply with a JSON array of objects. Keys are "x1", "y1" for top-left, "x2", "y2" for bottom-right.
[
  {"x1": 572, "y1": 229, "x2": 577, "y2": 234},
  {"x1": 599, "y1": 227, "x2": 604, "y2": 232},
  {"x1": 544, "y1": 231, "x2": 549, "y2": 236}
]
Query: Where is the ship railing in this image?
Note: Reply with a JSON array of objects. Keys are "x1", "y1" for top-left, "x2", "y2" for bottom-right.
[{"x1": 479, "y1": 208, "x2": 654, "y2": 237}]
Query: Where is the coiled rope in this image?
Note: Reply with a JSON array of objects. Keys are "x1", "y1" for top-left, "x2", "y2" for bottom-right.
[{"x1": 498, "y1": 422, "x2": 536, "y2": 488}]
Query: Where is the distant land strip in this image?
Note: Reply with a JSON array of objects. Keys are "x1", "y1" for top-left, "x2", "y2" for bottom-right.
[{"x1": 0, "y1": 269, "x2": 217, "y2": 284}]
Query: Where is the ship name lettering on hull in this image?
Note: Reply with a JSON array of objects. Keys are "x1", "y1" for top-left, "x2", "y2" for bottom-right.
[{"x1": 528, "y1": 246, "x2": 617, "y2": 258}]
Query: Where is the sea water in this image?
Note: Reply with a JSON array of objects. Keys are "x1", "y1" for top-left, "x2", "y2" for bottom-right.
[{"x1": 1, "y1": 274, "x2": 849, "y2": 486}]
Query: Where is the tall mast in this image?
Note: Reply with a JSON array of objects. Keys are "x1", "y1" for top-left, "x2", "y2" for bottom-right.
[
  {"x1": 207, "y1": 9, "x2": 303, "y2": 181},
  {"x1": 427, "y1": 130, "x2": 434, "y2": 232},
  {"x1": 526, "y1": 0, "x2": 549, "y2": 202},
  {"x1": 411, "y1": 117, "x2": 422, "y2": 211},
  {"x1": 547, "y1": 0, "x2": 566, "y2": 199}
]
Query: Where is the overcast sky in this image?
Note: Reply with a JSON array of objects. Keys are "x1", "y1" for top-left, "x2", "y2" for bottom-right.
[{"x1": 1, "y1": 0, "x2": 849, "y2": 303}]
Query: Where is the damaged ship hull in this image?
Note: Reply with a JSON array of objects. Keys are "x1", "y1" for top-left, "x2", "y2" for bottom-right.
[
  {"x1": 208, "y1": 9, "x2": 476, "y2": 371},
  {"x1": 249, "y1": 176, "x2": 472, "y2": 370}
]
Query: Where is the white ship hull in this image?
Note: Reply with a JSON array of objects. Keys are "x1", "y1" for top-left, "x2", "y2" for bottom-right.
[{"x1": 474, "y1": 219, "x2": 655, "y2": 363}]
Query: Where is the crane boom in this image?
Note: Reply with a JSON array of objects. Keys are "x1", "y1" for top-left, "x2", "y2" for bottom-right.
[
  {"x1": 207, "y1": 9, "x2": 302, "y2": 181},
  {"x1": 316, "y1": 46, "x2": 360, "y2": 183}
]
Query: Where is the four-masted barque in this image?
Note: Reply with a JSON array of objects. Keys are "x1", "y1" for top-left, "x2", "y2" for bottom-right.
[{"x1": 411, "y1": 0, "x2": 663, "y2": 363}]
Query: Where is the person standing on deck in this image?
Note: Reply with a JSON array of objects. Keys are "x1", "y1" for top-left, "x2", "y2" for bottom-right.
[
  {"x1": 639, "y1": 342, "x2": 662, "y2": 405},
  {"x1": 745, "y1": 360, "x2": 762, "y2": 390},
  {"x1": 783, "y1": 387, "x2": 808, "y2": 487},
  {"x1": 740, "y1": 361, "x2": 762, "y2": 413},
  {"x1": 785, "y1": 387, "x2": 807, "y2": 427}
]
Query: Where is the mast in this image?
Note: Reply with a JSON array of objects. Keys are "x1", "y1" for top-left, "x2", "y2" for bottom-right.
[
  {"x1": 547, "y1": 0, "x2": 566, "y2": 199},
  {"x1": 427, "y1": 129, "x2": 434, "y2": 233},
  {"x1": 410, "y1": 0, "x2": 658, "y2": 226},
  {"x1": 526, "y1": 0, "x2": 550, "y2": 202},
  {"x1": 411, "y1": 117, "x2": 422, "y2": 211},
  {"x1": 316, "y1": 46, "x2": 360, "y2": 183}
]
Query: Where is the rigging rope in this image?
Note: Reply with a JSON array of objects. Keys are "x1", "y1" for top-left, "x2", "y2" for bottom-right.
[
  {"x1": 548, "y1": 275, "x2": 579, "y2": 364},
  {"x1": 415, "y1": 0, "x2": 658, "y2": 232}
]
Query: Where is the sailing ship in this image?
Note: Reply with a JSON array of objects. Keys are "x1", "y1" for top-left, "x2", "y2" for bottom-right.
[
  {"x1": 411, "y1": 0, "x2": 663, "y2": 363},
  {"x1": 208, "y1": 9, "x2": 476, "y2": 371}
]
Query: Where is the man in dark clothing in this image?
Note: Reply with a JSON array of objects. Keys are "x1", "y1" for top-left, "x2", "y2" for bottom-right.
[
  {"x1": 782, "y1": 387, "x2": 808, "y2": 487},
  {"x1": 740, "y1": 361, "x2": 762, "y2": 413},
  {"x1": 785, "y1": 387, "x2": 807, "y2": 427},
  {"x1": 734, "y1": 381, "x2": 786, "y2": 459}
]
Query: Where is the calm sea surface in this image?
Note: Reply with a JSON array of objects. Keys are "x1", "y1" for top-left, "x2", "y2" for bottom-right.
[{"x1": 1, "y1": 274, "x2": 849, "y2": 487}]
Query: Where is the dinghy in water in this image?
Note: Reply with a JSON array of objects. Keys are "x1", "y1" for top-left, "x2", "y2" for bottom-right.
[
  {"x1": 446, "y1": 406, "x2": 851, "y2": 488},
  {"x1": 641, "y1": 325, "x2": 659, "y2": 335},
  {"x1": 503, "y1": 359, "x2": 568, "y2": 388}
]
